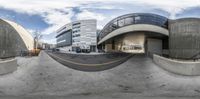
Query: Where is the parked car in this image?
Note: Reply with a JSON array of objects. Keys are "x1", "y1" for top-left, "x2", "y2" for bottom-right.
[
  {"x1": 81, "y1": 49, "x2": 90, "y2": 53},
  {"x1": 52, "y1": 48, "x2": 60, "y2": 52},
  {"x1": 98, "y1": 49, "x2": 105, "y2": 53},
  {"x1": 76, "y1": 48, "x2": 81, "y2": 53}
]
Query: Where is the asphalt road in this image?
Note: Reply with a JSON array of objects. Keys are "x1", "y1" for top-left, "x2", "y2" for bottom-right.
[
  {"x1": 47, "y1": 51, "x2": 132, "y2": 71},
  {"x1": 0, "y1": 51, "x2": 200, "y2": 98},
  {"x1": 36, "y1": 51, "x2": 200, "y2": 97}
]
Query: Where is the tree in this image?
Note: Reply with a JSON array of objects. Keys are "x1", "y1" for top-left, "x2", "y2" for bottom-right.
[{"x1": 33, "y1": 30, "x2": 43, "y2": 49}]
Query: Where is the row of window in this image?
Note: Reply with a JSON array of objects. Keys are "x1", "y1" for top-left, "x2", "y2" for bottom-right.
[
  {"x1": 72, "y1": 26, "x2": 81, "y2": 29},
  {"x1": 72, "y1": 22, "x2": 81, "y2": 26},
  {"x1": 57, "y1": 27, "x2": 66, "y2": 33},
  {"x1": 98, "y1": 14, "x2": 168, "y2": 41},
  {"x1": 72, "y1": 34, "x2": 80, "y2": 37},
  {"x1": 56, "y1": 32, "x2": 72, "y2": 47},
  {"x1": 72, "y1": 39, "x2": 80, "y2": 42},
  {"x1": 72, "y1": 29, "x2": 80, "y2": 33}
]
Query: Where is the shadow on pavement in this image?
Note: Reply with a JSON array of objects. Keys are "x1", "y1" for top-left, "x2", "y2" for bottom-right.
[{"x1": 46, "y1": 51, "x2": 133, "y2": 72}]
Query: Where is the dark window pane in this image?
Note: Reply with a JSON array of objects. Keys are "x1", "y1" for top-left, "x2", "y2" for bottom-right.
[
  {"x1": 135, "y1": 16, "x2": 141, "y2": 23},
  {"x1": 118, "y1": 19, "x2": 125, "y2": 27},
  {"x1": 125, "y1": 17, "x2": 133, "y2": 25}
]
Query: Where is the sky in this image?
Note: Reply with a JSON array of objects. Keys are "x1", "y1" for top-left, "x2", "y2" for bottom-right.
[{"x1": 0, "y1": 0, "x2": 199, "y2": 44}]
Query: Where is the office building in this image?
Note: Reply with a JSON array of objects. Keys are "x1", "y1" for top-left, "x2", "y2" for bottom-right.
[{"x1": 56, "y1": 19, "x2": 97, "y2": 52}]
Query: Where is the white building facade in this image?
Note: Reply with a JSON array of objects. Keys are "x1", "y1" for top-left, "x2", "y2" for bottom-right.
[{"x1": 56, "y1": 19, "x2": 97, "y2": 52}]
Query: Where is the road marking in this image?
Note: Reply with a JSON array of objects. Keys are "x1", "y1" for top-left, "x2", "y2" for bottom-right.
[{"x1": 48, "y1": 53, "x2": 132, "y2": 67}]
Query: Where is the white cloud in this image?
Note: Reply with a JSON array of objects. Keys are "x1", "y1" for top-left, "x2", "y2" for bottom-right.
[
  {"x1": 0, "y1": 0, "x2": 200, "y2": 27},
  {"x1": 123, "y1": 0, "x2": 200, "y2": 18},
  {"x1": 42, "y1": 38, "x2": 57, "y2": 44},
  {"x1": 0, "y1": 0, "x2": 199, "y2": 26},
  {"x1": 0, "y1": 0, "x2": 78, "y2": 35},
  {"x1": 41, "y1": 9, "x2": 74, "y2": 34},
  {"x1": 76, "y1": 10, "x2": 106, "y2": 29},
  {"x1": 76, "y1": 10, "x2": 106, "y2": 21},
  {"x1": 0, "y1": 0, "x2": 199, "y2": 43},
  {"x1": 79, "y1": 0, "x2": 200, "y2": 18},
  {"x1": 0, "y1": 0, "x2": 78, "y2": 14},
  {"x1": 27, "y1": 29, "x2": 36, "y2": 37}
]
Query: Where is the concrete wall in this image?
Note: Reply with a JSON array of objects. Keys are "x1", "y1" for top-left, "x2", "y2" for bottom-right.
[
  {"x1": 105, "y1": 44, "x2": 112, "y2": 52},
  {"x1": 0, "y1": 19, "x2": 33, "y2": 58},
  {"x1": 0, "y1": 59, "x2": 18, "y2": 75},
  {"x1": 4, "y1": 20, "x2": 34, "y2": 50},
  {"x1": 153, "y1": 54, "x2": 200, "y2": 76},
  {"x1": 169, "y1": 18, "x2": 200, "y2": 59}
]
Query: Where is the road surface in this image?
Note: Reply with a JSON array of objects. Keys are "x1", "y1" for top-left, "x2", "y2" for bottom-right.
[
  {"x1": 47, "y1": 52, "x2": 132, "y2": 71},
  {"x1": 0, "y1": 51, "x2": 200, "y2": 98}
]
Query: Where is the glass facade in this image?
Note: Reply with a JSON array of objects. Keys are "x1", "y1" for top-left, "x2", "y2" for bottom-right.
[
  {"x1": 56, "y1": 30, "x2": 72, "y2": 47},
  {"x1": 98, "y1": 13, "x2": 168, "y2": 41},
  {"x1": 105, "y1": 33, "x2": 145, "y2": 53}
]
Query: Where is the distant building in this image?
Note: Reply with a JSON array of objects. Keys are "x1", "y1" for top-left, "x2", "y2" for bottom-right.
[
  {"x1": 0, "y1": 19, "x2": 34, "y2": 58},
  {"x1": 56, "y1": 19, "x2": 97, "y2": 52},
  {"x1": 42, "y1": 43, "x2": 56, "y2": 50}
]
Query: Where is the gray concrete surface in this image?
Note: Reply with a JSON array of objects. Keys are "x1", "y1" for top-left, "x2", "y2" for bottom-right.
[
  {"x1": 0, "y1": 19, "x2": 33, "y2": 58},
  {"x1": 0, "y1": 59, "x2": 18, "y2": 75},
  {"x1": 0, "y1": 51, "x2": 200, "y2": 98},
  {"x1": 153, "y1": 54, "x2": 200, "y2": 75},
  {"x1": 0, "y1": 56, "x2": 39, "y2": 95},
  {"x1": 0, "y1": 95, "x2": 199, "y2": 99},
  {"x1": 169, "y1": 18, "x2": 200, "y2": 59},
  {"x1": 34, "y1": 51, "x2": 200, "y2": 97}
]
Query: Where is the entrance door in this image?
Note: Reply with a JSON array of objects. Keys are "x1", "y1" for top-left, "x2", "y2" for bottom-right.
[
  {"x1": 146, "y1": 38, "x2": 162, "y2": 57},
  {"x1": 90, "y1": 45, "x2": 96, "y2": 52}
]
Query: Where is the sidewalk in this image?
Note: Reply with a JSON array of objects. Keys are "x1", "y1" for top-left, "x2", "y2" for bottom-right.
[{"x1": 0, "y1": 51, "x2": 200, "y2": 97}]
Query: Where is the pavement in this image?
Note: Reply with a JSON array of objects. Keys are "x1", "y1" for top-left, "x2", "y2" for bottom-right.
[
  {"x1": 0, "y1": 51, "x2": 200, "y2": 98},
  {"x1": 0, "y1": 56, "x2": 39, "y2": 95}
]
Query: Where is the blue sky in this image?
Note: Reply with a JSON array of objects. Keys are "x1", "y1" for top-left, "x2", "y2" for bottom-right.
[{"x1": 0, "y1": 0, "x2": 199, "y2": 44}]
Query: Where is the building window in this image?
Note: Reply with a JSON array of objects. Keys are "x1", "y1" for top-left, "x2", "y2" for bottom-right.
[
  {"x1": 125, "y1": 17, "x2": 134, "y2": 25},
  {"x1": 135, "y1": 16, "x2": 141, "y2": 23},
  {"x1": 73, "y1": 34, "x2": 80, "y2": 37},
  {"x1": 73, "y1": 26, "x2": 81, "y2": 29},
  {"x1": 118, "y1": 19, "x2": 125, "y2": 27},
  {"x1": 72, "y1": 29, "x2": 81, "y2": 33},
  {"x1": 111, "y1": 21, "x2": 118, "y2": 30},
  {"x1": 72, "y1": 22, "x2": 81, "y2": 26}
]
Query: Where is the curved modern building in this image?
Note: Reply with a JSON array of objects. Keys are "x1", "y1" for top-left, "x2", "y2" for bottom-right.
[
  {"x1": 0, "y1": 19, "x2": 34, "y2": 58},
  {"x1": 98, "y1": 13, "x2": 169, "y2": 56},
  {"x1": 98, "y1": 13, "x2": 200, "y2": 59}
]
